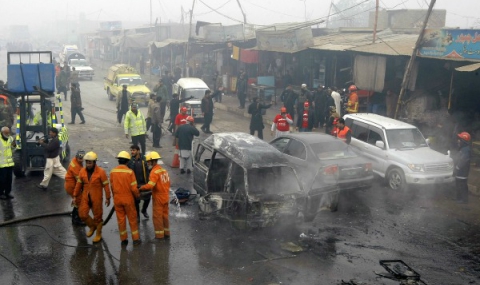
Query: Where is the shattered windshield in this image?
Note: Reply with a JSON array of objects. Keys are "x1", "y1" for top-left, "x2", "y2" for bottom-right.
[
  {"x1": 247, "y1": 166, "x2": 301, "y2": 194},
  {"x1": 119, "y1": 77, "x2": 144, "y2": 86},
  {"x1": 71, "y1": 60, "x2": 89, "y2": 66},
  {"x1": 386, "y1": 128, "x2": 427, "y2": 149},
  {"x1": 185, "y1": 89, "x2": 208, "y2": 100},
  {"x1": 311, "y1": 142, "x2": 358, "y2": 160}
]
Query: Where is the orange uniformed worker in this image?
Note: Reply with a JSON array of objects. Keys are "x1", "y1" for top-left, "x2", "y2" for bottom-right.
[
  {"x1": 110, "y1": 151, "x2": 141, "y2": 246},
  {"x1": 345, "y1": 85, "x2": 359, "y2": 113},
  {"x1": 73, "y1": 151, "x2": 111, "y2": 243},
  {"x1": 139, "y1": 151, "x2": 171, "y2": 239},
  {"x1": 65, "y1": 150, "x2": 85, "y2": 226}
]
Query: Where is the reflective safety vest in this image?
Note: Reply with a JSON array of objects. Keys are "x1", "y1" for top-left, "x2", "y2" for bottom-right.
[
  {"x1": 0, "y1": 136, "x2": 14, "y2": 167},
  {"x1": 337, "y1": 126, "x2": 351, "y2": 142},
  {"x1": 124, "y1": 110, "x2": 146, "y2": 136}
]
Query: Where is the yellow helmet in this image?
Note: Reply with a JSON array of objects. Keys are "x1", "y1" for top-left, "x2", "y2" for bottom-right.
[
  {"x1": 116, "y1": 151, "x2": 131, "y2": 160},
  {"x1": 146, "y1": 151, "x2": 161, "y2": 161},
  {"x1": 84, "y1": 151, "x2": 98, "y2": 161}
]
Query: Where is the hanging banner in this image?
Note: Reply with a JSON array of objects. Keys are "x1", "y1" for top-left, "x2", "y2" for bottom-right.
[
  {"x1": 418, "y1": 29, "x2": 480, "y2": 61},
  {"x1": 203, "y1": 24, "x2": 244, "y2": 42},
  {"x1": 256, "y1": 27, "x2": 313, "y2": 53}
]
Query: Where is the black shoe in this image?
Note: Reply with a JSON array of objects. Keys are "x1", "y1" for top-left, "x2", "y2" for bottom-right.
[
  {"x1": 68, "y1": 122, "x2": 75, "y2": 124},
  {"x1": 36, "y1": 184, "x2": 47, "y2": 190},
  {"x1": 121, "y1": 240, "x2": 128, "y2": 246},
  {"x1": 5, "y1": 194, "x2": 14, "y2": 199},
  {"x1": 133, "y1": 239, "x2": 142, "y2": 245},
  {"x1": 180, "y1": 169, "x2": 186, "y2": 174},
  {"x1": 80, "y1": 121, "x2": 85, "y2": 124},
  {"x1": 0, "y1": 195, "x2": 6, "y2": 200},
  {"x1": 186, "y1": 169, "x2": 191, "y2": 174},
  {"x1": 206, "y1": 130, "x2": 213, "y2": 134},
  {"x1": 164, "y1": 235, "x2": 170, "y2": 240},
  {"x1": 141, "y1": 210, "x2": 149, "y2": 219}
]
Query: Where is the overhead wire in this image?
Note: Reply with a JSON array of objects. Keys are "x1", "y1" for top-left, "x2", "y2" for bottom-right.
[
  {"x1": 194, "y1": 0, "x2": 233, "y2": 16},
  {"x1": 241, "y1": 0, "x2": 304, "y2": 19},
  {"x1": 197, "y1": 0, "x2": 245, "y2": 24}
]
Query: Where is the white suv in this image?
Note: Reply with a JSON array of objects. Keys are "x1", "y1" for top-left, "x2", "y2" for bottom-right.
[{"x1": 343, "y1": 113, "x2": 454, "y2": 190}]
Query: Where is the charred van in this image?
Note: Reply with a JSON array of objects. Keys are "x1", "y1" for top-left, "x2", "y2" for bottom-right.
[{"x1": 193, "y1": 132, "x2": 335, "y2": 228}]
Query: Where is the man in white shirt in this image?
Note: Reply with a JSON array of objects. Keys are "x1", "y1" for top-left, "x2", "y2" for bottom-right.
[{"x1": 329, "y1": 87, "x2": 342, "y2": 117}]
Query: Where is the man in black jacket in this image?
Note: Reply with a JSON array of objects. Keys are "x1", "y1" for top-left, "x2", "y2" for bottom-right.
[
  {"x1": 248, "y1": 97, "x2": 272, "y2": 140},
  {"x1": 128, "y1": 145, "x2": 150, "y2": 219},
  {"x1": 281, "y1": 85, "x2": 298, "y2": 122},
  {"x1": 175, "y1": 116, "x2": 199, "y2": 174},
  {"x1": 167, "y1": 93, "x2": 193, "y2": 133},
  {"x1": 201, "y1": 90, "x2": 214, "y2": 134},
  {"x1": 37, "y1": 127, "x2": 67, "y2": 190},
  {"x1": 117, "y1": 85, "x2": 130, "y2": 125},
  {"x1": 454, "y1": 132, "x2": 471, "y2": 204}
]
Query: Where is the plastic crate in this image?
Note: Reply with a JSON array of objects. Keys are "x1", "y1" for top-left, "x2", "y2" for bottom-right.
[{"x1": 7, "y1": 63, "x2": 55, "y2": 93}]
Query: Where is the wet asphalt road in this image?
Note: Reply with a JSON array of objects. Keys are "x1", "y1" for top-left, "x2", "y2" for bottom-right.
[{"x1": 1, "y1": 52, "x2": 480, "y2": 284}]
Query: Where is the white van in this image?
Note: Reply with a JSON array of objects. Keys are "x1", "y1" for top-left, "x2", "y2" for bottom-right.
[
  {"x1": 173, "y1": 78, "x2": 210, "y2": 120},
  {"x1": 343, "y1": 113, "x2": 454, "y2": 190}
]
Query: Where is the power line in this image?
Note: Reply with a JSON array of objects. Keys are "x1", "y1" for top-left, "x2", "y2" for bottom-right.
[
  {"x1": 194, "y1": 0, "x2": 233, "y2": 16},
  {"x1": 197, "y1": 0, "x2": 245, "y2": 24},
  {"x1": 241, "y1": 0, "x2": 304, "y2": 19}
]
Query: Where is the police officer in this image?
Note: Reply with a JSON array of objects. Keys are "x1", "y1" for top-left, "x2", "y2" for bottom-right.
[{"x1": 0, "y1": 127, "x2": 16, "y2": 199}]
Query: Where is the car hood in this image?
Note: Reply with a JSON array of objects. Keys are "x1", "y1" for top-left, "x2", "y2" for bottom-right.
[
  {"x1": 388, "y1": 147, "x2": 452, "y2": 164},
  {"x1": 186, "y1": 99, "x2": 202, "y2": 105},
  {"x1": 127, "y1": 85, "x2": 151, "y2": 93},
  {"x1": 72, "y1": 66, "x2": 93, "y2": 71}
]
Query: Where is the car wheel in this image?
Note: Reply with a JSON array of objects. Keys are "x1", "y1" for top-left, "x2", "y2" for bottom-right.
[
  {"x1": 13, "y1": 150, "x2": 25, "y2": 177},
  {"x1": 107, "y1": 89, "x2": 113, "y2": 101},
  {"x1": 387, "y1": 168, "x2": 407, "y2": 191}
]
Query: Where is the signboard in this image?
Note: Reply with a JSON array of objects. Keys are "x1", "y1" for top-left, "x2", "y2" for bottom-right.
[
  {"x1": 100, "y1": 21, "x2": 122, "y2": 31},
  {"x1": 418, "y1": 29, "x2": 480, "y2": 61},
  {"x1": 256, "y1": 27, "x2": 313, "y2": 53},
  {"x1": 203, "y1": 24, "x2": 244, "y2": 42}
]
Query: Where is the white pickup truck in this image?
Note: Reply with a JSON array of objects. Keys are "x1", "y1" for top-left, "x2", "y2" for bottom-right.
[{"x1": 69, "y1": 56, "x2": 94, "y2": 81}]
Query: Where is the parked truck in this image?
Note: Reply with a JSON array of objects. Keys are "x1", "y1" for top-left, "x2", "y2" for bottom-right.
[{"x1": 103, "y1": 64, "x2": 150, "y2": 106}]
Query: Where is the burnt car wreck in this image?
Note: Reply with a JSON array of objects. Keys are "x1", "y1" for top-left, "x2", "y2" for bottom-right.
[{"x1": 193, "y1": 132, "x2": 337, "y2": 228}]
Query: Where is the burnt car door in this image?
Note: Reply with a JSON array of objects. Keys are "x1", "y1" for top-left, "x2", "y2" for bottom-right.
[
  {"x1": 193, "y1": 144, "x2": 213, "y2": 196},
  {"x1": 206, "y1": 151, "x2": 230, "y2": 193}
]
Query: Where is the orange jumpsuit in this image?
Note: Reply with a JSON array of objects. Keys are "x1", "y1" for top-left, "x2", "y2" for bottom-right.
[
  {"x1": 74, "y1": 165, "x2": 111, "y2": 228},
  {"x1": 140, "y1": 164, "x2": 171, "y2": 238},
  {"x1": 346, "y1": 92, "x2": 359, "y2": 113},
  {"x1": 110, "y1": 165, "x2": 140, "y2": 242},
  {"x1": 65, "y1": 158, "x2": 83, "y2": 205}
]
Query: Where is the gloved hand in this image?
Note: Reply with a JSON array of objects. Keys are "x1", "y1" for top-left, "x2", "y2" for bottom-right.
[{"x1": 105, "y1": 199, "x2": 110, "y2": 207}]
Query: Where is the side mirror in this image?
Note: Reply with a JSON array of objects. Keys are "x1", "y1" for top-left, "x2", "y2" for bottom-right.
[{"x1": 375, "y1": 141, "x2": 385, "y2": 149}]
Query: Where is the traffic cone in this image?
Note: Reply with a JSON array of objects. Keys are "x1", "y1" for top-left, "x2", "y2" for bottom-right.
[{"x1": 171, "y1": 144, "x2": 180, "y2": 168}]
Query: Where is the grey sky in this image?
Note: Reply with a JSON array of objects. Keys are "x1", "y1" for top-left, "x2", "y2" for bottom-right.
[{"x1": 1, "y1": 0, "x2": 479, "y2": 32}]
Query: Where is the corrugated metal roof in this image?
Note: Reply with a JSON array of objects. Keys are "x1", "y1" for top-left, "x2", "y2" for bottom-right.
[{"x1": 310, "y1": 31, "x2": 418, "y2": 56}]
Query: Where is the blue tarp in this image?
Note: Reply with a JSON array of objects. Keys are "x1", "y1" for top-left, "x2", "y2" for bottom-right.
[{"x1": 7, "y1": 63, "x2": 55, "y2": 93}]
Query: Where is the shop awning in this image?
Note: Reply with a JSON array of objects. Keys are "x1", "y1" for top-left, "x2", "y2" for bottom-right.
[
  {"x1": 455, "y1": 63, "x2": 480, "y2": 72},
  {"x1": 152, "y1": 38, "x2": 187, "y2": 48}
]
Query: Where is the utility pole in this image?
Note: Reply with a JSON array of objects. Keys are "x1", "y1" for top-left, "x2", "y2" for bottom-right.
[
  {"x1": 372, "y1": 0, "x2": 379, "y2": 43},
  {"x1": 185, "y1": 0, "x2": 196, "y2": 77},
  {"x1": 150, "y1": 0, "x2": 153, "y2": 26},
  {"x1": 394, "y1": 0, "x2": 436, "y2": 119},
  {"x1": 326, "y1": 1, "x2": 333, "y2": 28},
  {"x1": 235, "y1": 0, "x2": 247, "y2": 24}
]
